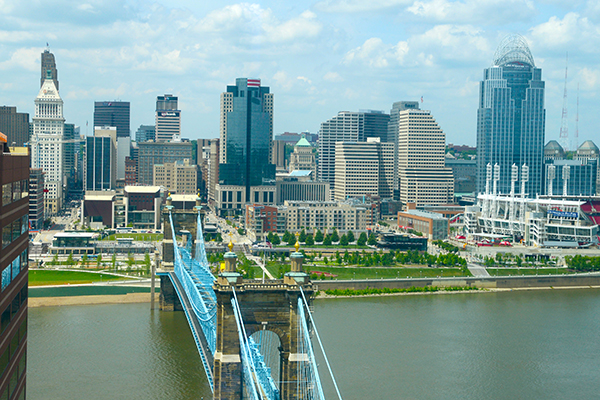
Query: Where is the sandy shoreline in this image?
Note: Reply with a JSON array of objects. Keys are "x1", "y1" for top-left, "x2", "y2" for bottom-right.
[{"x1": 28, "y1": 292, "x2": 159, "y2": 307}]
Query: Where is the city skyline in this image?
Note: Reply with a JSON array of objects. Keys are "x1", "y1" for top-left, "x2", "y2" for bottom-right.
[{"x1": 0, "y1": 1, "x2": 598, "y2": 146}]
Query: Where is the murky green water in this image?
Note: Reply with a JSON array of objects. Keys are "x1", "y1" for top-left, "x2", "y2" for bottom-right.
[{"x1": 28, "y1": 289, "x2": 600, "y2": 399}]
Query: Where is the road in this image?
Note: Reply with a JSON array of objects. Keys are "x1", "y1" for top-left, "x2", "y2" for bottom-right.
[{"x1": 467, "y1": 263, "x2": 490, "y2": 277}]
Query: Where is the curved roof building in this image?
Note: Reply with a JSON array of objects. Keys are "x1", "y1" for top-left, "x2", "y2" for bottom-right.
[{"x1": 476, "y1": 34, "x2": 545, "y2": 197}]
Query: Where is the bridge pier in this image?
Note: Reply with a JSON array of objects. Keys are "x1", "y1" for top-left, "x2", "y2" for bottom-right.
[
  {"x1": 159, "y1": 275, "x2": 183, "y2": 311},
  {"x1": 212, "y1": 244, "x2": 313, "y2": 399}
]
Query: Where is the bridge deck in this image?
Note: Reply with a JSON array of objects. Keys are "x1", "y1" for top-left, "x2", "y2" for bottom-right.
[{"x1": 167, "y1": 271, "x2": 215, "y2": 389}]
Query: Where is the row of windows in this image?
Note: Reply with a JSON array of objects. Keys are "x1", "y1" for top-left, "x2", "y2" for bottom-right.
[
  {"x1": 1, "y1": 250, "x2": 27, "y2": 292},
  {"x1": 2, "y1": 181, "x2": 28, "y2": 206},
  {"x1": 2, "y1": 216, "x2": 28, "y2": 250},
  {"x1": 0, "y1": 308, "x2": 27, "y2": 400}
]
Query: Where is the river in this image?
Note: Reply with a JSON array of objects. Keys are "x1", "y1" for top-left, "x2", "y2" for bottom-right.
[{"x1": 28, "y1": 289, "x2": 600, "y2": 399}]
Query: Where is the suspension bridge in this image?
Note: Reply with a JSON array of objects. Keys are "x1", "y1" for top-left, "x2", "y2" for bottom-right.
[{"x1": 157, "y1": 198, "x2": 341, "y2": 399}]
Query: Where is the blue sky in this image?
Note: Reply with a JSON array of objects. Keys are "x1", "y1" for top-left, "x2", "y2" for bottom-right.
[{"x1": 0, "y1": 0, "x2": 598, "y2": 148}]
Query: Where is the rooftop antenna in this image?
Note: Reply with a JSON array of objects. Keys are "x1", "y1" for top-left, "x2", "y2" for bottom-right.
[{"x1": 559, "y1": 52, "x2": 569, "y2": 151}]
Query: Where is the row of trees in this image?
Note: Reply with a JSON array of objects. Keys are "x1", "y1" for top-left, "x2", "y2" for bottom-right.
[
  {"x1": 565, "y1": 255, "x2": 600, "y2": 272},
  {"x1": 269, "y1": 229, "x2": 377, "y2": 247},
  {"x1": 310, "y1": 249, "x2": 466, "y2": 268}
]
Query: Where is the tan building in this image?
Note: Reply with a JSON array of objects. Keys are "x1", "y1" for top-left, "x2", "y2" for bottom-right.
[
  {"x1": 395, "y1": 109, "x2": 454, "y2": 207},
  {"x1": 284, "y1": 200, "x2": 368, "y2": 232},
  {"x1": 153, "y1": 159, "x2": 198, "y2": 194},
  {"x1": 397, "y1": 208, "x2": 449, "y2": 240},
  {"x1": 288, "y1": 135, "x2": 316, "y2": 175},
  {"x1": 333, "y1": 138, "x2": 394, "y2": 200}
]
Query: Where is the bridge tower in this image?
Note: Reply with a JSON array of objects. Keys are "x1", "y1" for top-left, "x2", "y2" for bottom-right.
[
  {"x1": 159, "y1": 193, "x2": 206, "y2": 311},
  {"x1": 213, "y1": 241, "x2": 313, "y2": 400}
]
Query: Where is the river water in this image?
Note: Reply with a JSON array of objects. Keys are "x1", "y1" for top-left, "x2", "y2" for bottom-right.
[{"x1": 28, "y1": 289, "x2": 600, "y2": 399}]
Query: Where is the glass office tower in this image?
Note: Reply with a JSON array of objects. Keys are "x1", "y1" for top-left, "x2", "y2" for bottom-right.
[
  {"x1": 476, "y1": 34, "x2": 545, "y2": 197},
  {"x1": 218, "y1": 78, "x2": 275, "y2": 200}
]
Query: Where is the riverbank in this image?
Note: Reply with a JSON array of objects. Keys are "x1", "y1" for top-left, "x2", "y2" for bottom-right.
[{"x1": 29, "y1": 292, "x2": 159, "y2": 307}]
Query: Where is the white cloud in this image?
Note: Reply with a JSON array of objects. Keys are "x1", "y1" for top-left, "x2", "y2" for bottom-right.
[
  {"x1": 323, "y1": 72, "x2": 343, "y2": 82},
  {"x1": 579, "y1": 67, "x2": 600, "y2": 88},
  {"x1": 406, "y1": 0, "x2": 536, "y2": 24},
  {"x1": 297, "y1": 76, "x2": 312, "y2": 85},
  {"x1": 315, "y1": 0, "x2": 412, "y2": 13},
  {"x1": 529, "y1": 12, "x2": 600, "y2": 52},
  {"x1": 343, "y1": 38, "x2": 395, "y2": 67},
  {"x1": 0, "y1": 47, "x2": 42, "y2": 71}
]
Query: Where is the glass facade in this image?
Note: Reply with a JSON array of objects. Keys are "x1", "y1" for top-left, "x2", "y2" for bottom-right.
[
  {"x1": 86, "y1": 136, "x2": 113, "y2": 191},
  {"x1": 219, "y1": 78, "x2": 275, "y2": 199},
  {"x1": 93, "y1": 101, "x2": 131, "y2": 138},
  {"x1": 476, "y1": 35, "x2": 545, "y2": 197}
]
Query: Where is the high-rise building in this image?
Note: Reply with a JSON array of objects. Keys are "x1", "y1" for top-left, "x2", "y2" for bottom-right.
[
  {"x1": 41, "y1": 49, "x2": 58, "y2": 90},
  {"x1": 85, "y1": 127, "x2": 117, "y2": 191},
  {"x1": 155, "y1": 95, "x2": 180, "y2": 141},
  {"x1": 317, "y1": 110, "x2": 389, "y2": 189},
  {"x1": 476, "y1": 34, "x2": 545, "y2": 197},
  {"x1": 334, "y1": 138, "x2": 394, "y2": 200},
  {"x1": 0, "y1": 146, "x2": 30, "y2": 400},
  {"x1": 29, "y1": 168, "x2": 45, "y2": 230},
  {"x1": 30, "y1": 69, "x2": 65, "y2": 215},
  {"x1": 216, "y1": 78, "x2": 275, "y2": 215},
  {"x1": 135, "y1": 125, "x2": 155, "y2": 143},
  {"x1": 137, "y1": 140, "x2": 193, "y2": 185},
  {"x1": 0, "y1": 107, "x2": 29, "y2": 147},
  {"x1": 388, "y1": 101, "x2": 420, "y2": 197},
  {"x1": 94, "y1": 101, "x2": 131, "y2": 138},
  {"x1": 397, "y1": 109, "x2": 454, "y2": 207},
  {"x1": 153, "y1": 159, "x2": 198, "y2": 194}
]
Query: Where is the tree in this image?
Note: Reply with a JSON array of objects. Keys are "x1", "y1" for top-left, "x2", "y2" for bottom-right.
[
  {"x1": 66, "y1": 253, "x2": 75, "y2": 266},
  {"x1": 346, "y1": 230, "x2": 355, "y2": 243},
  {"x1": 368, "y1": 233, "x2": 377, "y2": 246},
  {"x1": 299, "y1": 229, "x2": 307, "y2": 243},
  {"x1": 323, "y1": 256, "x2": 329, "y2": 265},
  {"x1": 315, "y1": 229, "x2": 324, "y2": 243},
  {"x1": 96, "y1": 254, "x2": 103, "y2": 269},
  {"x1": 144, "y1": 253, "x2": 151, "y2": 276},
  {"x1": 357, "y1": 232, "x2": 368, "y2": 246},
  {"x1": 331, "y1": 228, "x2": 339, "y2": 242},
  {"x1": 305, "y1": 234, "x2": 314, "y2": 246},
  {"x1": 112, "y1": 253, "x2": 117, "y2": 271},
  {"x1": 282, "y1": 230, "x2": 292, "y2": 243},
  {"x1": 323, "y1": 235, "x2": 332, "y2": 246},
  {"x1": 81, "y1": 254, "x2": 88, "y2": 268},
  {"x1": 339, "y1": 234, "x2": 349, "y2": 246},
  {"x1": 286, "y1": 232, "x2": 296, "y2": 246}
]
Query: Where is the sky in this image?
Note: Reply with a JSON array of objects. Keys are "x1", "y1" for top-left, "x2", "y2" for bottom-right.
[{"x1": 1, "y1": 0, "x2": 599, "y2": 148}]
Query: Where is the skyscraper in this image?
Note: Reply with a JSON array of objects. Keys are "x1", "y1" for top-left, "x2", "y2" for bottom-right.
[
  {"x1": 317, "y1": 110, "x2": 389, "y2": 188},
  {"x1": 85, "y1": 127, "x2": 117, "y2": 191},
  {"x1": 93, "y1": 101, "x2": 131, "y2": 138},
  {"x1": 0, "y1": 106, "x2": 29, "y2": 147},
  {"x1": 396, "y1": 108, "x2": 454, "y2": 206},
  {"x1": 30, "y1": 68, "x2": 65, "y2": 215},
  {"x1": 476, "y1": 34, "x2": 545, "y2": 197},
  {"x1": 155, "y1": 95, "x2": 180, "y2": 141},
  {"x1": 41, "y1": 49, "x2": 58, "y2": 90},
  {"x1": 215, "y1": 78, "x2": 275, "y2": 214}
]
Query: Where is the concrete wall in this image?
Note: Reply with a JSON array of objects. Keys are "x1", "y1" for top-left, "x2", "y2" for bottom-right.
[{"x1": 312, "y1": 274, "x2": 600, "y2": 291}]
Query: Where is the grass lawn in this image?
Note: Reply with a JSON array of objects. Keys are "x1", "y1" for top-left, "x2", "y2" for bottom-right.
[
  {"x1": 306, "y1": 266, "x2": 469, "y2": 280},
  {"x1": 29, "y1": 270, "x2": 135, "y2": 286},
  {"x1": 102, "y1": 233, "x2": 163, "y2": 241},
  {"x1": 487, "y1": 268, "x2": 577, "y2": 276}
]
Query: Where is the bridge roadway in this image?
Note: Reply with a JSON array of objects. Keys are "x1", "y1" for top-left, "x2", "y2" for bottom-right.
[{"x1": 164, "y1": 270, "x2": 215, "y2": 387}]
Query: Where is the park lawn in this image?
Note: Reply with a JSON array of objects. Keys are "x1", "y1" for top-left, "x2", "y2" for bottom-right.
[
  {"x1": 29, "y1": 270, "x2": 134, "y2": 286},
  {"x1": 102, "y1": 233, "x2": 163, "y2": 241},
  {"x1": 307, "y1": 266, "x2": 469, "y2": 280},
  {"x1": 487, "y1": 268, "x2": 577, "y2": 276}
]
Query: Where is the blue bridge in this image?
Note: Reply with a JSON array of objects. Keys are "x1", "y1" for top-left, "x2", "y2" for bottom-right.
[{"x1": 158, "y1": 207, "x2": 342, "y2": 400}]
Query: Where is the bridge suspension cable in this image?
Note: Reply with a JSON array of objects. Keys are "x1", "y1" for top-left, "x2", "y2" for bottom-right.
[{"x1": 300, "y1": 287, "x2": 344, "y2": 400}]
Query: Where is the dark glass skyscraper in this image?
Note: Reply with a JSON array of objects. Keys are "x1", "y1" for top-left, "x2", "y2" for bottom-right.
[
  {"x1": 41, "y1": 49, "x2": 58, "y2": 90},
  {"x1": 476, "y1": 34, "x2": 545, "y2": 197},
  {"x1": 93, "y1": 101, "x2": 131, "y2": 138},
  {"x1": 219, "y1": 78, "x2": 274, "y2": 200}
]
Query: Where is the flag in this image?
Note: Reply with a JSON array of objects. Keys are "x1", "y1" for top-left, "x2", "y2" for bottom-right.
[{"x1": 247, "y1": 79, "x2": 261, "y2": 87}]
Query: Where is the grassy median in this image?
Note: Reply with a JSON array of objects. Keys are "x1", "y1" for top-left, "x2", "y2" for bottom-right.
[{"x1": 29, "y1": 270, "x2": 134, "y2": 286}]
